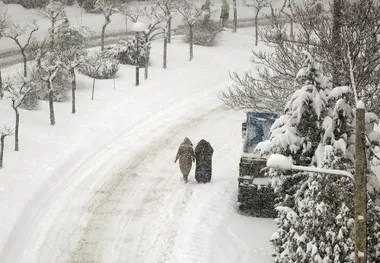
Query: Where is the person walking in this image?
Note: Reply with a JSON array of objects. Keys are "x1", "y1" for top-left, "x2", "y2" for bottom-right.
[
  {"x1": 194, "y1": 139, "x2": 214, "y2": 183},
  {"x1": 174, "y1": 137, "x2": 195, "y2": 183}
]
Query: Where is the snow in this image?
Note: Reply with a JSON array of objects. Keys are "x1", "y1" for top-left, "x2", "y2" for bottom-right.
[
  {"x1": 130, "y1": 21, "x2": 148, "y2": 32},
  {"x1": 357, "y1": 100, "x2": 365, "y2": 109},
  {"x1": 0, "y1": 28, "x2": 275, "y2": 263},
  {"x1": 266, "y1": 154, "x2": 293, "y2": 170}
]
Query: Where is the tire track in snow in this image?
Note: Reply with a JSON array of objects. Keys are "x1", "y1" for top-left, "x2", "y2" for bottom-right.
[
  {"x1": 0, "y1": 82, "x2": 224, "y2": 263},
  {"x1": 65, "y1": 105, "x2": 227, "y2": 263}
]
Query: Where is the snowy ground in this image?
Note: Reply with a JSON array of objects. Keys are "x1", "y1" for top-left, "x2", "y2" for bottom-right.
[
  {"x1": 0, "y1": 28, "x2": 276, "y2": 262},
  {"x1": 0, "y1": 0, "x2": 290, "y2": 52}
]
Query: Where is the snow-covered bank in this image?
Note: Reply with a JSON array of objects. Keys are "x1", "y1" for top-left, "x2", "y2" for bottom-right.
[{"x1": 0, "y1": 28, "x2": 275, "y2": 262}]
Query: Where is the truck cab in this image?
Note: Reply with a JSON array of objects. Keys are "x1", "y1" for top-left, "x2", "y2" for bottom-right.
[{"x1": 237, "y1": 111, "x2": 277, "y2": 217}]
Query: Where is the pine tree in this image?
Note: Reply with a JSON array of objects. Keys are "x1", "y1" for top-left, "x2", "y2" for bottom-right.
[{"x1": 268, "y1": 52, "x2": 380, "y2": 263}]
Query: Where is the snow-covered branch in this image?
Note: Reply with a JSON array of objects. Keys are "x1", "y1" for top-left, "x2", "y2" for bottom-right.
[
  {"x1": 0, "y1": 125, "x2": 14, "y2": 136},
  {"x1": 175, "y1": 0, "x2": 203, "y2": 25},
  {"x1": 3, "y1": 73, "x2": 32, "y2": 109},
  {"x1": 4, "y1": 20, "x2": 38, "y2": 48}
]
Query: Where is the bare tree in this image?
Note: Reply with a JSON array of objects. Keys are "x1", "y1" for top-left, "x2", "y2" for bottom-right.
[
  {"x1": 175, "y1": 0, "x2": 203, "y2": 61},
  {"x1": 54, "y1": 19, "x2": 90, "y2": 113},
  {"x1": 95, "y1": 0, "x2": 118, "y2": 51},
  {"x1": 141, "y1": 4, "x2": 164, "y2": 78},
  {"x1": 35, "y1": 48, "x2": 61, "y2": 125},
  {"x1": 232, "y1": 0, "x2": 237, "y2": 32},
  {"x1": 3, "y1": 74, "x2": 33, "y2": 151},
  {"x1": 0, "y1": 125, "x2": 14, "y2": 168},
  {"x1": 3, "y1": 21, "x2": 38, "y2": 77},
  {"x1": 0, "y1": 10, "x2": 10, "y2": 99},
  {"x1": 62, "y1": 53, "x2": 83, "y2": 113},
  {"x1": 243, "y1": 0, "x2": 270, "y2": 46},
  {"x1": 154, "y1": 0, "x2": 176, "y2": 68},
  {"x1": 268, "y1": 0, "x2": 294, "y2": 40},
  {"x1": 39, "y1": 1, "x2": 66, "y2": 49},
  {"x1": 220, "y1": 0, "x2": 380, "y2": 115}
]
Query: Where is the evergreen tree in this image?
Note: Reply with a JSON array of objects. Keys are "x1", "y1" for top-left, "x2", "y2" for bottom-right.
[{"x1": 267, "y1": 52, "x2": 380, "y2": 262}]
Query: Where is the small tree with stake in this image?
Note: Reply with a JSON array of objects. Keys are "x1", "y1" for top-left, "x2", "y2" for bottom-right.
[
  {"x1": 3, "y1": 73, "x2": 33, "y2": 151},
  {"x1": 0, "y1": 125, "x2": 14, "y2": 168},
  {"x1": 175, "y1": 0, "x2": 203, "y2": 61},
  {"x1": 243, "y1": 0, "x2": 269, "y2": 46},
  {"x1": 95, "y1": 0, "x2": 118, "y2": 51},
  {"x1": 39, "y1": 0, "x2": 66, "y2": 49},
  {"x1": 3, "y1": 20, "x2": 38, "y2": 77}
]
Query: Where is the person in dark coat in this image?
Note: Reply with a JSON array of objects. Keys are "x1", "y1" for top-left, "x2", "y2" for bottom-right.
[
  {"x1": 194, "y1": 139, "x2": 214, "y2": 183},
  {"x1": 175, "y1": 137, "x2": 195, "y2": 183}
]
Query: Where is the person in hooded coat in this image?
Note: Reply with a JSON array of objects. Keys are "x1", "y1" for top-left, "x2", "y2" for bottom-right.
[
  {"x1": 174, "y1": 137, "x2": 195, "y2": 183},
  {"x1": 194, "y1": 139, "x2": 214, "y2": 183}
]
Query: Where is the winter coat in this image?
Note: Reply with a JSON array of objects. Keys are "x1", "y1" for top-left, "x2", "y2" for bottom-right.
[
  {"x1": 194, "y1": 139, "x2": 214, "y2": 183},
  {"x1": 175, "y1": 137, "x2": 195, "y2": 178}
]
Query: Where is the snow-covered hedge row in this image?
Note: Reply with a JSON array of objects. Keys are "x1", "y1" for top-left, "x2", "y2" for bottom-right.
[
  {"x1": 2, "y1": 0, "x2": 49, "y2": 8},
  {"x1": 78, "y1": 51, "x2": 119, "y2": 79}
]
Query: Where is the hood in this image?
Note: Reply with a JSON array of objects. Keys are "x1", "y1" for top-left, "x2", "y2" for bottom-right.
[{"x1": 181, "y1": 137, "x2": 193, "y2": 146}]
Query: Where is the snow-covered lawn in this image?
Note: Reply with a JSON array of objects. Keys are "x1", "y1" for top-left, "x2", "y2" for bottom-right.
[{"x1": 0, "y1": 28, "x2": 275, "y2": 262}]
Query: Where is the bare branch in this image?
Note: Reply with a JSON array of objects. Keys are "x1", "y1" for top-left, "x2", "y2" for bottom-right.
[{"x1": 0, "y1": 125, "x2": 14, "y2": 136}]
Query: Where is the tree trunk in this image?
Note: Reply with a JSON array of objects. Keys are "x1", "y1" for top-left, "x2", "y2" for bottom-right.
[
  {"x1": 136, "y1": 32, "x2": 140, "y2": 86},
  {"x1": 48, "y1": 88, "x2": 55, "y2": 126},
  {"x1": 189, "y1": 24, "x2": 194, "y2": 61},
  {"x1": 355, "y1": 107, "x2": 367, "y2": 263},
  {"x1": 145, "y1": 34, "x2": 148, "y2": 79},
  {"x1": 290, "y1": 18, "x2": 294, "y2": 40},
  {"x1": 163, "y1": 33, "x2": 167, "y2": 69},
  {"x1": 13, "y1": 105, "x2": 19, "y2": 151},
  {"x1": 0, "y1": 69, "x2": 2, "y2": 99},
  {"x1": 101, "y1": 19, "x2": 111, "y2": 51},
  {"x1": 168, "y1": 17, "x2": 172, "y2": 43},
  {"x1": 255, "y1": 11, "x2": 259, "y2": 46},
  {"x1": 71, "y1": 68, "x2": 76, "y2": 114},
  {"x1": 101, "y1": 24, "x2": 106, "y2": 51},
  {"x1": 51, "y1": 19, "x2": 55, "y2": 49},
  {"x1": 0, "y1": 135, "x2": 4, "y2": 168},
  {"x1": 22, "y1": 50, "x2": 27, "y2": 77},
  {"x1": 233, "y1": 0, "x2": 237, "y2": 33},
  {"x1": 332, "y1": 0, "x2": 344, "y2": 86},
  {"x1": 125, "y1": 14, "x2": 128, "y2": 41},
  {"x1": 91, "y1": 78, "x2": 96, "y2": 100}
]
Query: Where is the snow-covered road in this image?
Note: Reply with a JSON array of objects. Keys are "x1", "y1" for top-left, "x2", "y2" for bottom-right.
[{"x1": 1, "y1": 106, "x2": 275, "y2": 263}]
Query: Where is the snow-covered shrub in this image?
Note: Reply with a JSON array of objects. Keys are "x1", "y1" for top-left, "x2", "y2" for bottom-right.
[
  {"x1": 107, "y1": 37, "x2": 151, "y2": 67},
  {"x1": 77, "y1": 0, "x2": 99, "y2": 13},
  {"x1": 78, "y1": 50, "x2": 119, "y2": 79},
  {"x1": 3, "y1": 0, "x2": 48, "y2": 8},
  {"x1": 30, "y1": 64, "x2": 71, "y2": 103},
  {"x1": 183, "y1": 17, "x2": 222, "y2": 47},
  {"x1": 20, "y1": 82, "x2": 39, "y2": 110}
]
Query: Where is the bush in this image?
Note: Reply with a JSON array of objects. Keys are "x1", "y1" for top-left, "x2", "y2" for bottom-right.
[
  {"x1": 183, "y1": 18, "x2": 222, "y2": 47},
  {"x1": 21, "y1": 64, "x2": 70, "y2": 109},
  {"x1": 78, "y1": 50, "x2": 119, "y2": 79},
  {"x1": 2, "y1": 0, "x2": 49, "y2": 8},
  {"x1": 20, "y1": 89, "x2": 39, "y2": 110},
  {"x1": 76, "y1": 0, "x2": 100, "y2": 13},
  {"x1": 106, "y1": 37, "x2": 151, "y2": 67},
  {"x1": 29, "y1": 65, "x2": 71, "y2": 103}
]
